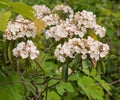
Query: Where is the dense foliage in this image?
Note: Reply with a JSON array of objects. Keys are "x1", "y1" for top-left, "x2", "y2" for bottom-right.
[{"x1": 0, "y1": 0, "x2": 120, "y2": 100}]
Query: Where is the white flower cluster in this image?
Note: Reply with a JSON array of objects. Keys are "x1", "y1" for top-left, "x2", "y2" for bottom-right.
[
  {"x1": 32, "y1": 4, "x2": 73, "y2": 27},
  {"x1": 45, "y1": 19, "x2": 85, "y2": 41},
  {"x1": 74, "y1": 10, "x2": 106, "y2": 38},
  {"x1": 54, "y1": 37, "x2": 109, "y2": 62},
  {"x1": 3, "y1": 4, "x2": 109, "y2": 62},
  {"x1": 13, "y1": 40, "x2": 39, "y2": 60},
  {"x1": 32, "y1": 4, "x2": 109, "y2": 62},
  {"x1": 44, "y1": 10, "x2": 106, "y2": 40},
  {"x1": 4, "y1": 15, "x2": 37, "y2": 40},
  {"x1": 42, "y1": 14, "x2": 60, "y2": 26},
  {"x1": 32, "y1": 5, "x2": 51, "y2": 19}
]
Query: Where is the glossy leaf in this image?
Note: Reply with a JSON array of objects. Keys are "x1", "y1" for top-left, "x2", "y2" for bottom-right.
[
  {"x1": 62, "y1": 63, "x2": 68, "y2": 82},
  {"x1": 0, "y1": 0, "x2": 9, "y2": 8},
  {"x1": 8, "y1": 41, "x2": 13, "y2": 62},
  {"x1": 0, "y1": 11, "x2": 11, "y2": 32},
  {"x1": 56, "y1": 85, "x2": 65, "y2": 95},
  {"x1": 9, "y1": 2, "x2": 35, "y2": 20},
  {"x1": 47, "y1": 91, "x2": 61, "y2": 100},
  {"x1": 78, "y1": 76, "x2": 104, "y2": 100},
  {"x1": 60, "y1": 82, "x2": 74, "y2": 92}
]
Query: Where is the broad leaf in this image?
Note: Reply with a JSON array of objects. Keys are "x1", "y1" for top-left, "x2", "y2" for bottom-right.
[
  {"x1": 8, "y1": 41, "x2": 13, "y2": 62},
  {"x1": 0, "y1": 11, "x2": 11, "y2": 32},
  {"x1": 62, "y1": 63, "x2": 68, "y2": 82},
  {"x1": 47, "y1": 91, "x2": 61, "y2": 100},
  {"x1": 78, "y1": 76, "x2": 104, "y2": 100},
  {"x1": 56, "y1": 85, "x2": 65, "y2": 95},
  {"x1": 61, "y1": 82, "x2": 74, "y2": 92},
  {"x1": 0, "y1": 0, "x2": 9, "y2": 8},
  {"x1": 9, "y1": 2, "x2": 35, "y2": 20}
]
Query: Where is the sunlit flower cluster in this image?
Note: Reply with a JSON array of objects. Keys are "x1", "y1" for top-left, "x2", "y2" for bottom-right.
[
  {"x1": 45, "y1": 20, "x2": 83, "y2": 41},
  {"x1": 32, "y1": 5, "x2": 51, "y2": 19},
  {"x1": 33, "y1": 5, "x2": 108, "y2": 63},
  {"x1": 13, "y1": 40, "x2": 39, "y2": 60},
  {"x1": 74, "y1": 10, "x2": 106, "y2": 38},
  {"x1": 3, "y1": 4, "x2": 109, "y2": 62},
  {"x1": 3, "y1": 15, "x2": 37, "y2": 40},
  {"x1": 54, "y1": 37, "x2": 109, "y2": 62},
  {"x1": 42, "y1": 14, "x2": 60, "y2": 26},
  {"x1": 44, "y1": 10, "x2": 106, "y2": 41}
]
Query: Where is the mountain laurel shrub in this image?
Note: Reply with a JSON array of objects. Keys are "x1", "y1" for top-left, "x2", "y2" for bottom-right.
[{"x1": 1, "y1": 0, "x2": 116, "y2": 100}]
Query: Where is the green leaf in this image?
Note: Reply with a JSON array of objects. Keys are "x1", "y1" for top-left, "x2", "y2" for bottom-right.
[
  {"x1": 78, "y1": 76, "x2": 104, "y2": 100},
  {"x1": 0, "y1": 11, "x2": 11, "y2": 32},
  {"x1": 106, "y1": 28, "x2": 115, "y2": 40},
  {"x1": 62, "y1": 63, "x2": 68, "y2": 82},
  {"x1": 8, "y1": 41, "x2": 13, "y2": 62},
  {"x1": 61, "y1": 82, "x2": 74, "y2": 92},
  {"x1": 90, "y1": 68, "x2": 97, "y2": 78},
  {"x1": 102, "y1": 8, "x2": 111, "y2": 16},
  {"x1": 78, "y1": 76, "x2": 94, "y2": 87},
  {"x1": 69, "y1": 54, "x2": 81, "y2": 70},
  {"x1": 0, "y1": 0, "x2": 9, "y2": 8},
  {"x1": 89, "y1": 86, "x2": 104, "y2": 100},
  {"x1": 82, "y1": 59, "x2": 92, "y2": 68},
  {"x1": 0, "y1": 73, "x2": 24, "y2": 100},
  {"x1": 112, "y1": 12, "x2": 120, "y2": 18},
  {"x1": 101, "y1": 60, "x2": 106, "y2": 74},
  {"x1": 56, "y1": 85, "x2": 65, "y2": 95},
  {"x1": 9, "y1": 2, "x2": 35, "y2": 20},
  {"x1": 82, "y1": 68, "x2": 90, "y2": 75},
  {"x1": 44, "y1": 61, "x2": 58, "y2": 76},
  {"x1": 68, "y1": 73, "x2": 80, "y2": 81},
  {"x1": 96, "y1": 60, "x2": 106, "y2": 74},
  {"x1": 78, "y1": 76, "x2": 93, "y2": 99},
  {"x1": 96, "y1": 61, "x2": 102, "y2": 74},
  {"x1": 97, "y1": 5, "x2": 112, "y2": 16},
  {"x1": 98, "y1": 80, "x2": 111, "y2": 95},
  {"x1": 47, "y1": 91, "x2": 61, "y2": 100}
]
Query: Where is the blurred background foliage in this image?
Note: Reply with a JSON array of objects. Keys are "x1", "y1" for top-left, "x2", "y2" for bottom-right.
[{"x1": 0, "y1": 0, "x2": 120, "y2": 100}]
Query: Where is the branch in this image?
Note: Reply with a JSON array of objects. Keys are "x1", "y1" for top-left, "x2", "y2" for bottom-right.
[
  {"x1": 31, "y1": 80, "x2": 42, "y2": 100},
  {"x1": 45, "y1": 81, "x2": 49, "y2": 100},
  {"x1": 44, "y1": 42, "x2": 54, "y2": 52},
  {"x1": 17, "y1": 60, "x2": 27, "y2": 100},
  {"x1": 34, "y1": 59, "x2": 45, "y2": 76},
  {"x1": 48, "y1": 81, "x2": 60, "y2": 89},
  {"x1": 110, "y1": 79, "x2": 120, "y2": 85}
]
